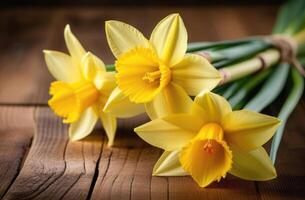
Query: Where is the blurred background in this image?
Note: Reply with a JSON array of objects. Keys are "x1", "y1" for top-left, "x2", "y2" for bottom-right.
[
  {"x1": 0, "y1": 0, "x2": 282, "y2": 104},
  {"x1": 1, "y1": 0, "x2": 283, "y2": 7}
]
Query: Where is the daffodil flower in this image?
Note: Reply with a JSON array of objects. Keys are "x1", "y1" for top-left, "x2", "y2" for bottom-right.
[
  {"x1": 44, "y1": 25, "x2": 117, "y2": 146},
  {"x1": 104, "y1": 14, "x2": 221, "y2": 119},
  {"x1": 135, "y1": 90, "x2": 281, "y2": 187}
]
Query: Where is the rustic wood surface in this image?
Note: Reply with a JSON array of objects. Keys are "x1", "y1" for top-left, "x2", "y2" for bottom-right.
[{"x1": 0, "y1": 5, "x2": 304, "y2": 200}]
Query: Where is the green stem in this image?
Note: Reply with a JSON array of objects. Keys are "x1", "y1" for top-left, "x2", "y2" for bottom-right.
[
  {"x1": 105, "y1": 64, "x2": 116, "y2": 72},
  {"x1": 219, "y1": 49, "x2": 280, "y2": 85}
]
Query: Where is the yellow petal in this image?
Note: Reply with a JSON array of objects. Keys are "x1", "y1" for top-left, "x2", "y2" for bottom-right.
[
  {"x1": 229, "y1": 146, "x2": 277, "y2": 181},
  {"x1": 222, "y1": 110, "x2": 281, "y2": 151},
  {"x1": 103, "y1": 87, "x2": 145, "y2": 118},
  {"x1": 150, "y1": 13, "x2": 187, "y2": 66},
  {"x1": 153, "y1": 150, "x2": 188, "y2": 176},
  {"x1": 69, "y1": 106, "x2": 98, "y2": 141},
  {"x1": 115, "y1": 47, "x2": 170, "y2": 103},
  {"x1": 192, "y1": 90, "x2": 232, "y2": 124},
  {"x1": 172, "y1": 54, "x2": 221, "y2": 96},
  {"x1": 105, "y1": 20, "x2": 149, "y2": 58},
  {"x1": 100, "y1": 112, "x2": 117, "y2": 147},
  {"x1": 64, "y1": 24, "x2": 86, "y2": 62},
  {"x1": 94, "y1": 71, "x2": 116, "y2": 92},
  {"x1": 82, "y1": 52, "x2": 106, "y2": 81},
  {"x1": 179, "y1": 124, "x2": 232, "y2": 188},
  {"x1": 145, "y1": 83, "x2": 193, "y2": 120},
  {"x1": 43, "y1": 50, "x2": 83, "y2": 82},
  {"x1": 134, "y1": 114, "x2": 200, "y2": 151}
]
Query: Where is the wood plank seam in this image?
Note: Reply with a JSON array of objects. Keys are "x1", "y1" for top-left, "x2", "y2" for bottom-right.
[
  {"x1": 13, "y1": 109, "x2": 69, "y2": 199},
  {"x1": 85, "y1": 136, "x2": 104, "y2": 200},
  {"x1": 0, "y1": 136, "x2": 34, "y2": 200},
  {"x1": 254, "y1": 182, "x2": 262, "y2": 200}
]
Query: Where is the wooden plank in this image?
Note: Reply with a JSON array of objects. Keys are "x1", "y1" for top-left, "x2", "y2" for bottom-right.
[
  {"x1": 1, "y1": 104, "x2": 304, "y2": 199},
  {"x1": 3, "y1": 107, "x2": 103, "y2": 199},
  {"x1": 0, "y1": 6, "x2": 277, "y2": 105},
  {"x1": 0, "y1": 106, "x2": 34, "y2": 198}
]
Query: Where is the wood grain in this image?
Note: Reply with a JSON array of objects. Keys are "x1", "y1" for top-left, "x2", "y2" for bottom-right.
[
  {"x1": 3, "y1": 107, "x2": 103, "y2": 199},
  {"x1": 0, "y1": 106, "x2": 34, "y2": 198}
]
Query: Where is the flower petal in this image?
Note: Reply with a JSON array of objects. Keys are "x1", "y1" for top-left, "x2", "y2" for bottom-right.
[
  {"x1": 100, "y1": 112, "x2": 117, "y2": 147},
  {"x1": 69, "y1": 107, "x2": 98, "y2": 141},
  {"x1": 105, "y1": 20, "x2": 149, "y2": 58},
  {"x1": 222, "y1": 110, "x2": 281, "y2": 151},
  {"x1": 94, "y1": 71, "x2": 116, "y2": 92},
  {"x1": 229, "y1": 146, "x2": 277, "y2": 181},
  {"x1": 153, "y1": 150, "x2": 188, "y2": 176},
  {"x1": 43, "y1": 50, "x2": 83, "y2": 82},
  {"x1": 172, "y1": 54, "x2": 221, "y2": 96},
  {"x1": 192, "y1": 90, "x2": 232, "y2": 124},
  {"x1": 64, "y1": 24, "x2": 86, "y2": 62},
  {"x1": 179, "y1": 134, "x2": 232, "y2": 188},
  {"x1": 150, "y1": 13, "x2": 187, "y2": 66},
  {"x1": 145, "y1": 83, "x2": 193, "y2": 120},
  {"x1": 103, "y1": 87, "x2": 145, "y2": 118},
  {"x1": 82, "y1": 52, "x2": 106, "y2": 81},
  {"x1": 134, "y1": 114, "x2": 200, "y2": 151}
]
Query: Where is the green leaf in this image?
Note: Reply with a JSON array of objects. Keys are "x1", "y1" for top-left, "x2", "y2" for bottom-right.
[
  {"x1": 222, "y1": 78, "x2": 248, "y2": 99},
  {"x1": 187, "y1": 38, "x2": 257, "y2": 52},
  {"x1": 212, "y1": 84, "x2": 231, "y2": 96},
  {"x1": 273, "y1": 0, "x2": 305, "y2": 34},
  {"x1": 213, "y1": 40, "x2": 270, "y2": 68},
  {"x1": 187, "y1": 42, "x2": 211, "y2": 52},
  {"x1": 287, "y1": 10, "x2": 305, "y2": 35},
  {"x1": 244, "y1": 63, "x2": 289, "y2": 112},
  {"x1": 228, "y1": 69, "x2": 271, "y2": 109},
  {"x1": 270, "y1": 69, "x2": 304, "y2": 164}
]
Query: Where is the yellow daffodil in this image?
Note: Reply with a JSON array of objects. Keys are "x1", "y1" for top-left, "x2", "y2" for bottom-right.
[
  {"x1": 135, "y1": 90, "x2": 281, "y2": 187},
  {"x1": 104, "y1": 14, "x2": 221, "y2": 119},
  {"x1": 44, "y1": 25, "x2": 117, "y2": 146}
]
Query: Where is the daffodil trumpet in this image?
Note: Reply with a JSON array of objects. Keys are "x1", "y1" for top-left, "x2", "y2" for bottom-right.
[
  {"x1": 135, "y1": 90, "x2": 281, "y2": 187},
  {"x1": 44, "y1": 25, "x2": 117, "y2": 146}
]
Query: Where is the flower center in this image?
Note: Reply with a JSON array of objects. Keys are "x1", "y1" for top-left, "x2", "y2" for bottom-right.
[
  {"x1": 203, "y1": 140, "x2": 214, "y2": 154},
  {"x1": 115, "y1": 46, "x2": 171, "y2": 103},
  {"x1": 48, "y1": 81, "x2": 99, "y2": 123},
  {"x1": 197, "y1": 123, "x2": 224, "y2": 155},
  {"x1": 142, "y1": 70, "x2": 161, "y2": 83}
]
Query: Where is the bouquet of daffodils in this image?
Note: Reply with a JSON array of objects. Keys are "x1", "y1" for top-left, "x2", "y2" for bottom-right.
[{"x1": 43, "y1": 0, "x2": 304, "y2": 187}]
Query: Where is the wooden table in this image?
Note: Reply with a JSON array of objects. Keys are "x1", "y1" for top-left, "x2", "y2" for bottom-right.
[{"x1": 0, "y1": 6, "x2": 304, "y2": 200}]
